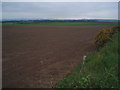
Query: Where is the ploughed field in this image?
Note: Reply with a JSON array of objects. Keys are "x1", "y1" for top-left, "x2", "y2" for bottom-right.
[{"x1": 2, "y1": 25, "x2": 112, "y2": 88}]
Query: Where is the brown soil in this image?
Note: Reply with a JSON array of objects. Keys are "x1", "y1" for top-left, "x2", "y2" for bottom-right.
[{"x1": 2, "y1": 25, "x2": 112, "y2": 88}]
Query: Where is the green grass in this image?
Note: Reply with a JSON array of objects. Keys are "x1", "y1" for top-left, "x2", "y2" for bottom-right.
[
  {"x1": 56, "y1": 28, "x2": 119, "y2": 88},
  {"x1": 2, "y1": 22, "x2": 118, "y2": 26}
]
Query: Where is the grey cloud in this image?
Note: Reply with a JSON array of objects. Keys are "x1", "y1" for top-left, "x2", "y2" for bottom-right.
[{"x1": 2, "y1": 2, "x2": 118, "y2": 20}]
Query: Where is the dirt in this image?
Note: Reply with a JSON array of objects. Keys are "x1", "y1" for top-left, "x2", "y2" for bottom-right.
[{"x1": 2, "y1": 25, "x2": 112, "y2": 88}]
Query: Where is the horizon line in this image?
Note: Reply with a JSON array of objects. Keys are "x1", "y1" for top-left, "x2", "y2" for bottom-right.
[{"x1": 2, "y1": 18, "x2": 118, "y2": 21}]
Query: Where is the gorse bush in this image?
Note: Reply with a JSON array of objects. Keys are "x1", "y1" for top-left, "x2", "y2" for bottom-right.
[{"x1": 95, "y1": 27, "x2": 117, "y2": 49}]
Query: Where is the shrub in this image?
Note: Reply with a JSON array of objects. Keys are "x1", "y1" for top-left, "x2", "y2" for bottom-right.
[{"x1": 95, "y1": 27, "x2": 117, "y2": 49}]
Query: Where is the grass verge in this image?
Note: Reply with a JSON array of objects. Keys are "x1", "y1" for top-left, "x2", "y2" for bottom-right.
[{"x1": 56, "y1": 28, "x2": 119, "y2": 88}]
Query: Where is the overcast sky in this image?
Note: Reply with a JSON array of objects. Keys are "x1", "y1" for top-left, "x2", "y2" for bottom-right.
[
  {"x1": 2, "y1": 2, "x2": 118, "y2": 20},
  {"x1": 1, "y1": 0, "x2": 120, "y2": 2}
]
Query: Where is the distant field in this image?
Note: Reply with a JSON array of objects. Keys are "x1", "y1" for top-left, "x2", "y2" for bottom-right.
[{"x1": 2, "y1": 22, "x2": 118, "y2": 26}]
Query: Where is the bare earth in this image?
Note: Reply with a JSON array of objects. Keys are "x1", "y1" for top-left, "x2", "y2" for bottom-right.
[{"x1": 2, "y1": 25, "x2": 112, "y2": 88}]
